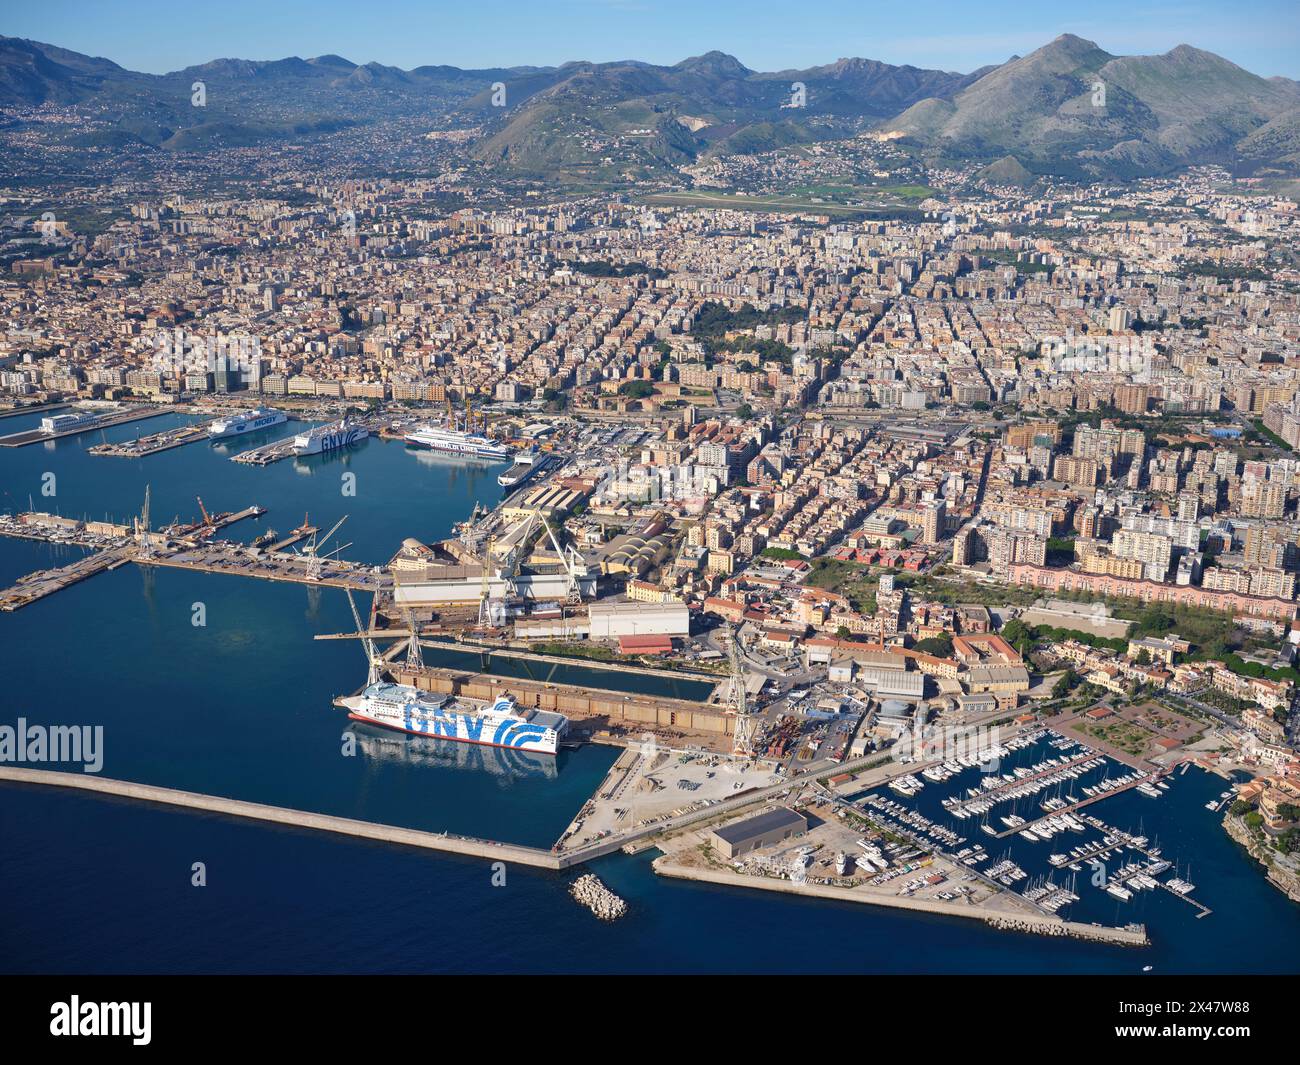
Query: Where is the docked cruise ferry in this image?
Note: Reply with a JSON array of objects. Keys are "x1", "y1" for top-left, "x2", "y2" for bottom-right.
[
  {"x1": 292, "y1": 417, "x2": 369, "y2": 455},
  {"x1": 405, "y1": 424, "x2": 511, "y2": 461},
  {"x1": 208, "y1": 406, "x2": 287, "y2": 440},
  {"x1": 340, "y1": 682, "x2": 567, "y2": 754}
]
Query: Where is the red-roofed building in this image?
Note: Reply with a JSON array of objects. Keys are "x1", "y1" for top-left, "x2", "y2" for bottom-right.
[{"x1": 618, "y1": 634, "x2": 675, "y2": 655}]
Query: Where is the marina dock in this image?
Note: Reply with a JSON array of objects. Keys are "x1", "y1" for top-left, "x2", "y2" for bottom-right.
[
  {"x1": 0, "y1": 406, "x2": 173, "y2": 447},
  {"x1": 988, "y1": 773, "x2": 1154, "y2": 839}
]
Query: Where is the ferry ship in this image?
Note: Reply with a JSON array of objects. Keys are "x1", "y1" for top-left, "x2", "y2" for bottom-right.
[
  {"x1": 293, "y1": 417, "x2": 369, "y2": 456},
  {"x1": 498, "y1": 445, "x2": 543, "y2": 487},
  {"x1": 340, "y1": 682, "x2": 567, "y2": 754},
  {"x1": 405, "y1": 424, "x2": 511, "y2": 461},
  {"x1": 208, "y1": 407, "x2": 287, "y2": 440}
]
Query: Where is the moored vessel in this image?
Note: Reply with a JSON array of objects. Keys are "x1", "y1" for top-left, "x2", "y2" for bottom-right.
[
  {"x1": 405, "y1": 424, "x2": 511, "y2": 461},
  {"x1": 293, "y1": 417, "x2": 369, "y2": 455},
  {"x1": 208, "y1": 407, "x2": 287, "y2": 440},
  {"x1": 341, "y1": 682, "x2": 567, "y2": 755}
]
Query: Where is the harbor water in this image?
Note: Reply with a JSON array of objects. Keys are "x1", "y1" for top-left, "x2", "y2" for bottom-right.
[{"x1": 1, "y1": 414, "x2": 1298, "y2": 972}]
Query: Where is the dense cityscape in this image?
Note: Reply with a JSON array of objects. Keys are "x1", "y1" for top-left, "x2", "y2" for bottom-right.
[{"x1": 1, "y1": 4, "x2": 1298, "y2": 1019}]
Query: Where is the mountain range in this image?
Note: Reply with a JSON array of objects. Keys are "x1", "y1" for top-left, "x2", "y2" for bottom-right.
[{"x1": 3, "y1": 33, "x2": 1298, "y2": 180}]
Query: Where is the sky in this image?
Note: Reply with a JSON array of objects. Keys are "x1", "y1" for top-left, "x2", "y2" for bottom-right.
[{"x1": 5, "y1": 0, "x2": 1299, "y2": 78}]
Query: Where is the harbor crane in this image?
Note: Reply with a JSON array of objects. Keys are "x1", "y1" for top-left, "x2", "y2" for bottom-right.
[
  {"x1": 134, "y1": 484, "x2": 156, "y2": 558},
  {"x1": 727, "y1": 623, "x2": 757, "y2": 757},
  {"x1": 536, "y1": 509, "x2": 585, "y2": 605},
  {"x1": 302, "y1": 514, "x2": 348, "y2": 581},
  {"x1": 477, "y1": 534, "x2": 505, "y2": 628},
  {"x1": 344, "y1": 587, "x2": 384, "y2": 686},
  {"x1": 399, "y1": 604, "x2": 423, "y2": 670}
]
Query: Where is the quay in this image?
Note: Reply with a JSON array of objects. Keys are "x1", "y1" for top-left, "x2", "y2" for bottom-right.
[
  {"x1": 0, "y1": 402, "x2": 68, "y2": 420},
  {"x1": 0, "y1": 546, "x2": 133, "y2": 611},
  {"x1": 650, "y1": 858, "x2": 1149, "y2": 946},
  {"x1": 231, "y1": 435, "x2": 299, "y2": 465},
  {"x1": 384, "y1": 660, "x2": 733, "y2": 746},
  {"x1": 0, "y1": 507, "x2": 385, "y2": 608},
  {"x1": 142, "y1": 543, "x2": 385, "y2": 593},
  {"x1": 88, "y1": 421, "x2": 212, "y2": 457},
  {"x1": 0, "y1": 406, "x2": 173, "y2": 447}
]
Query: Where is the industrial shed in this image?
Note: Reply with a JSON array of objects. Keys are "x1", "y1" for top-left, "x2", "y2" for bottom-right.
[{"x1": 710, "y1": 807, "x2": 808, "y2": 859}]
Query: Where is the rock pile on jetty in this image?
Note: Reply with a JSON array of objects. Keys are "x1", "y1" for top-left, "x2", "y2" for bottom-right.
[{"x1": 570, "y1": 874, "x2": 628, "y2": 920}]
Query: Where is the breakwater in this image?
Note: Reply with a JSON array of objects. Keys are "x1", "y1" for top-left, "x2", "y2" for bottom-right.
[
  {"x1": 653, "y1": 857, "x2": 1148, "y2": 946},
  {"x1": 0, "y1": 766, "x2": 562, "y2": 868}
]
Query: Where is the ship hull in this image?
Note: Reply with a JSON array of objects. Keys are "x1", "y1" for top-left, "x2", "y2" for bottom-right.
[
  {"x1": 209, "y1": 412, "x2": 287, "y2": 440},
  {"x1": 404, "y1": 426, "x2": 510, "y2": 461},
  {"x1": 347, "y1": 712, "x2": 557, "y2": 754},
  {"x1": 294, "y1": 426, "x2": 369, "y2": 455},
  {"x1": 405, "y1": 438, "x2": 510, "y2": 461}
]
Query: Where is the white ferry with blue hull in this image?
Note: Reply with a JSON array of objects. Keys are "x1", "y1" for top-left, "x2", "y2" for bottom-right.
[
  {"x1": 208, "y1": 406, "x2": 287, "y2": 440},
  {"x1": 341, "y1": 683, "x2": 567, "y2": 755},
  {"x1": 293, "y1": 417, "x2": 369, "y2": 456}
]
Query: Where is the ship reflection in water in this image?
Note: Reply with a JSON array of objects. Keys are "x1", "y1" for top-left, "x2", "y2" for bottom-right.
[{"x1": 352, "y1": 725, "x2": 559, "y2": 781}]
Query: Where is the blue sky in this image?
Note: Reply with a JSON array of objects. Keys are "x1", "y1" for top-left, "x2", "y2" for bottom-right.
[{"x1": 6, "y1": 0, "x2": 1299, "y2": 78}]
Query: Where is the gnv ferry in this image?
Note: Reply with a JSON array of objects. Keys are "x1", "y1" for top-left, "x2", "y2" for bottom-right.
[
  {"x1": 341, "y1": 683, "x2": 567, "y2": 755},
  {"x1": 292, "y1": 417, "x2": 369, "y2": 456}
]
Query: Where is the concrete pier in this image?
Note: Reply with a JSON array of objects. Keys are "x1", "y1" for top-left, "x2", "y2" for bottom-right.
[
  {"x1": 0, "y1": 406, "x2": 173, "y2": 447},
  {"x1": 0, "y1": 546, "x2": 134, "y2": 611},
  {"x1": 652, "y1": 858, "x2": 1149, "y2": 946},
  {"x1": 0, "y1": 766, "x2": 563, "y2": 868}
]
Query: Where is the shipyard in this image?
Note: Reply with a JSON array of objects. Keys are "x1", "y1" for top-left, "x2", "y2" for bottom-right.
[
  {"x1": 2, "y1": 7, "x2": 1300, "y2": 995},
  {"x1": 0, "y1": 394, "x2": 1293, "y2": 945}
]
